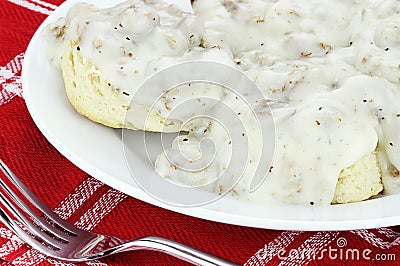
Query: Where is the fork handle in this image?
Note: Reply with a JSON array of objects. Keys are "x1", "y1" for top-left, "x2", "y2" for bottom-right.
[{"x1": 120, "y1": 236, "x2": 239, "y2": 266}]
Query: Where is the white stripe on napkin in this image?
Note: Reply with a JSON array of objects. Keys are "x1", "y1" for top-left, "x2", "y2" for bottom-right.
[
  {"x1": 5, "y1": 53, "x2": 24, "y2": 75},
  {"x1": 351, "y1": 229, "x2": 400, "y2": 249},
  {"x1": 53, "y1": 177, "x2": 104, "y2": 219},
  {"x1": 377, "y1": 227, "x2": 400, "y2": 239},
  {"x1": 245, "y1": 231, "x2": 303, "y2": 265},
  {"x1": 28, "y1": 0, "x2": 57, "y2": 10},
  {"x1": 0, "y1": 53, "x2": 24, "y2": 106},
  {"x1": 74, "y1": 188, "x2": 127, "y2": 231},
  {"x1": 6, "y1": 0, "x2": 53, "y2": 15}
]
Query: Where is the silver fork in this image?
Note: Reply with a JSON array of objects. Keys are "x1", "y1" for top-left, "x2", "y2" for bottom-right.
[{"x1": 0, "y1": 160, "x2": 239, "y2": 265}]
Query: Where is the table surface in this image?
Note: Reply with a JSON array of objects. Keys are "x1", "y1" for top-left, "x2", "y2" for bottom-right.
[{"x1": 0, "y1": 0, "x2": 400, "y2": 265}]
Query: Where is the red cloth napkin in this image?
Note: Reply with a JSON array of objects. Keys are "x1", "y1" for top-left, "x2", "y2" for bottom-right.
[{"x1": 0, "y1": 0, "x2": 400, "y2": 265}]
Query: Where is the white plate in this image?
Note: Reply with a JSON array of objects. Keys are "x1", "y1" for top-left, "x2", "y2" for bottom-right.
[{"x1": 22, "y1": 0, "x2": 400, "y2": 231}]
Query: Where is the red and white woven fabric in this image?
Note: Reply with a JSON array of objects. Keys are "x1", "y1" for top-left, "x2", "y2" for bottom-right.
[{"x1": 0, "y1": 0, "x2": 399, "y2": 265}]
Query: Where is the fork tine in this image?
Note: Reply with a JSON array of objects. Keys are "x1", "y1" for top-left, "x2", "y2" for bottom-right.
[
  {"x1": 0, "y1": 205, "x2": 62, "y2": 257},
  {"x1": 0, "y1": 192, "x2": 64, "y2": 249},
  {"x1": 0, "y1": 168, "x2": 72, "y2": 244},
  {"x1": 0, "y1": 160, "x2": 78, "y2": 236}
]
